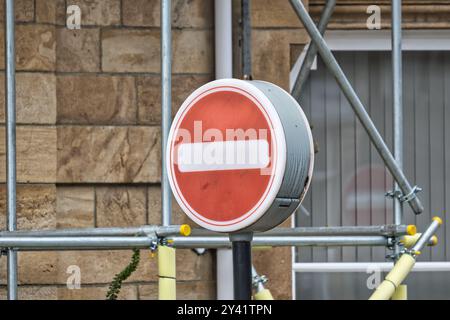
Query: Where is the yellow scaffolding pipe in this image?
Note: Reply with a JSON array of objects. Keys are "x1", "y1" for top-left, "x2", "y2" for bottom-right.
[
  {"x1": 369, "y1": 254, "x2": 415, "y2": 300},
  {"x1": 254, "y1": 289, "x2": 274, "y2": 300},
  {"x1": 158, "y1": 245, "x2": 176, "y2": 300},
  {"x1": 391, "y1": 285, "x2": 408, "y2": 300},
  {"x1": 369, "y1": 217, "x2": 442, "y2": 300}
]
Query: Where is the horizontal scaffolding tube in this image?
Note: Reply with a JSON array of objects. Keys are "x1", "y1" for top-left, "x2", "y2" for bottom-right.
[
  {"x1": 0, "y1": 235, "x2": 389, "y2": 250},
  {"x1": 0, "y1": 224, "x2": 407, "y2": 238},
  {"x1": 191, "y1": 225, "x2": 410, "y2": 237},
  {"x1": 169, "y1": 236, "x2": 389, "y2": 248},
  {"x1": 0, "y1": 236, "x2": 156, "y2": 250},
  {"x1": 289, "y1": 0, "x2": 424, "y2": 215},
  {"x1": 0, "y1": 225, "x2": 186, "y2": 238},
  {"x1": 293, "y1": 262, "x2": 450, "y2": 273}
]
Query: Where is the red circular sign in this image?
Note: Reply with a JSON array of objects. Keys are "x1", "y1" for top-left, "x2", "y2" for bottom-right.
[{"x1": 167, "y1": 80, "x2": 287, "y2": 232}]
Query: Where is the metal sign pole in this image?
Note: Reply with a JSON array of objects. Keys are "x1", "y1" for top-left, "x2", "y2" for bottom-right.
[{"x1": 230, "y1": 233, "x2": 253, "y2": 300}]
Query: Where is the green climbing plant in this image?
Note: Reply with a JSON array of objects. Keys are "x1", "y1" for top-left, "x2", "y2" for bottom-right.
[{"x1": 106, "y1": 248, "x2": 141, "y2": 300}]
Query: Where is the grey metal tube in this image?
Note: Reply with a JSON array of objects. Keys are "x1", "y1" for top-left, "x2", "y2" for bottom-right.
[
  {"x1": 0, "y1": 235, "x2": 388, "y2": 250},
  {"x1": 0, "y1": 224, "x2": 410, "y2": 238},
  {"x1": 412, "y1": 219, "x2": 441, "y2": 252},
  {"x1": 215, "y1": 0, "x2": 233, "y2": 79},
  {"x1": 392, "y1": 0, "x2": 404, "y2": 257},
  {"x1": 170, "y1": 236, "x2": 389, "y2": 248},
  {"x1": 241, "y1": 0, "x2": 252, "y2": 78},
  {"x1": 5, "y1": 0, "x2": 17, "y2": 301},
  {"x1": 263, "y1": 225, "x2": 409, "y2": 237},
  {"x1": 289, "y1": 0, "x2": 424, "y2": 215},
  {"x1": 191, "y1": 225, "x2": 410, "y2": 237},
  {"x1": 291, "y1": 0, "x2": 336, "y2": 98},
  {"x1": 0, "y1": 236, "x2": 156, "y2": 250},
  {"x1": 0, "y1": 225, "x2": 184, "y2": 238},
  {"x1": 161, "y1": 0, "x2": 172, "y2": 226},
  {"x1": 215, "y1": 0, "x2": 234, "y2": 300}
]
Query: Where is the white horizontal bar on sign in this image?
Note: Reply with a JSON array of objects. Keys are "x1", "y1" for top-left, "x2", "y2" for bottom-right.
[
  {"x1": 293, "y1": 262, "x2": 450, "y2": 273},
  {"x1": 177, "y1": 139, "x2": 270, "y2": 172}
]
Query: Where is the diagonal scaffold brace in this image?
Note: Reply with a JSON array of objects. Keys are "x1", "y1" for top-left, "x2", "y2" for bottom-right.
[
  {"x1": 291, "y1": 0, "x2": 336, "y2": 98},
  {"x1": 288, "y1": 0, "x2": 424, "y2": 215}
]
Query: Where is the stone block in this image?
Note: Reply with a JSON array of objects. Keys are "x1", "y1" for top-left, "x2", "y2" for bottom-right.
[
  {"x1": 96, "y1": 186, "x2": 147, "y2": 227},
  {"x1": 0, "y1": 126, "x2": 57, "y2": 183},
  {"x1": 57, "y1": 126, "x2": 160, "y2": 183},
  {"x1": 137, "y1": 75, "x2": 212, "y2": 125},
  {"x1": 56, "y1": 28, "x2": 100, "y2": 72},
  {"x1": 0, "y1": 73, "x2": 56, "y2": 124},
  {"x1": 57, "y1": 75, "x2": 136, "y2": 125},
  {"x1": 56, "y1": 186, "x2": 95, "y2": 229}
]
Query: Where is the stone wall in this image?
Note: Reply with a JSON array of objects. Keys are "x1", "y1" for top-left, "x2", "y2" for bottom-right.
[{"x1": 0, "y1": 0, "x2": 215, "y2": 300}]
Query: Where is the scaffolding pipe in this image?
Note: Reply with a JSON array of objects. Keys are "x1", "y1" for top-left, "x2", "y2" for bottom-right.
[
  {"x1": 0, "y1": 225, "x2": 191, "y2": 238},
  {"x1": 392, "y1": 0, "x2": 404, "y2": 258},
  {"x1": 161, "y1": 0, "x2": 172, "y2": 227},
  {"x1": 369, "y1": 254, "x2": 415, "y2": 300},
  {"x1": 412, "y1": 217, "x2": 442, "y2": 253},
  {"x1": 369, "y1": 217, "x2": 443, "y2": 300},
  {"x1": 289, "y1": 0, "x2": 424, "y2": 215},
  {"x1": 158, "y1": 245, "x2": 176, "y2": 299},
  {"x1": 401, "y1": 233, "x2": 438, "y2": 248},
  {"x1": 0, "y1": 224, "x2": 411, "y2": 238},
  {"x1": 293, "y1": 261, "x2": 450, "y2": 273},
  {"x1": 215, "y1": 0, "x2": 234, "y2": 300},
  {"x1": 5, "y1": 0, "x2": 17, "y2": 301},
  {"x1": 169, "y1": 236, "x2": 389, "y2": 248},
  {"x1": 241, "y1": 0, "x2": 252, "y2": 78},
  {"x1": 191, "y1": 225, "x2": 414, "y2": 237},
  {"x1": 0, "y1": 235, "x2": 389, "y2": 250},
  {"x1": 252, "y1": 266, "x2": 274, "y2": 300},
  {"x1": 291, "y1": 0, "x2": 336, "y2": 98},
  {"x1": 0, "y1": 236, "x2": 157, "y2": 250}
]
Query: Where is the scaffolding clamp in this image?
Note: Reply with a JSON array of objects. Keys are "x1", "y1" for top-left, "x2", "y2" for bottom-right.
[
  {"x1": 386, "y1": 237, "x2": 401, "y2": 261},
  {"x1": 400, "y1": 248, "x2": 420, "y2": 259},
  {"x1": 252, "y1": 272, "x2": 268, "y2": 289},
  {"x1": 386, "y1": 185, "x2": 422, "y2": 203},
  {"x1": 400, "y1": 186, "x2": 422, "y2": 203}
]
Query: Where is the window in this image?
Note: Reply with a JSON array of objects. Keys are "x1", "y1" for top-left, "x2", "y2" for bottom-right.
[{"x1": 292, "y1": 30, "x2": 450, "y2": 300}]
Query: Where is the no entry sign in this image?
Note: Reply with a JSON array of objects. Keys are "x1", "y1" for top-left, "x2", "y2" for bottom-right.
[{"x1": 167, "y1": 79, "x2": 314, "y2": 232}]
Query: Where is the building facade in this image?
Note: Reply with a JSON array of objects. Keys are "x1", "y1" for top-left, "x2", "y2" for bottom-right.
[{"x1": 0, "y1": 0, "x2": 448, "y2": 300}]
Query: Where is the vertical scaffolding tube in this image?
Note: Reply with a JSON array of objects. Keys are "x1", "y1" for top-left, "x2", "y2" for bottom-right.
[
  {"x1": 241, "y1": 0, "x2": 252, "y2": 79},
  {"x1": 291, "y1": 0, "x2": 336, "y2": 98},
  {"x1": 215, "y1": 0, "x2": 235, "y2": 300},
  {"x1": 5, "y1": 0, "x2": 17, "y2": 300},
  {"x1": 161, "y1": 0, "x2": 172, "y2": 227},
  {"x1": 392, "y1": 0, "x2": 403, "y2": 257},
  {"x1": 289, "y1": 0, "x2": 424, "y2": 215}
]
